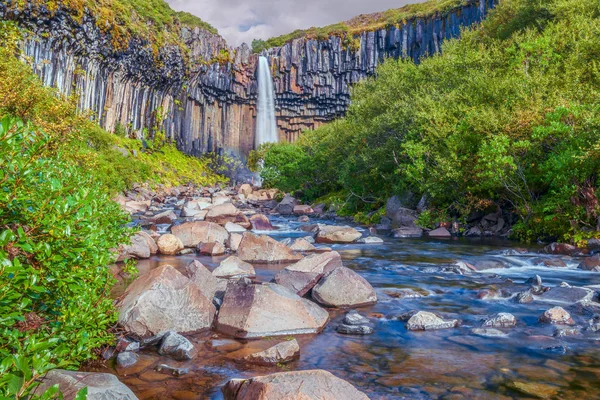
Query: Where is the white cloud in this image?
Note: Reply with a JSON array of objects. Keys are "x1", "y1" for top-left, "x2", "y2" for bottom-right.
[{"x1": 167, "y1": 0, "x2": 427, "y2": 46}]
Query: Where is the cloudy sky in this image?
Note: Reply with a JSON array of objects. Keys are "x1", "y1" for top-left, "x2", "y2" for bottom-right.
[{"x1": 167, "y1": 0, "x2": 426, "y2": 46}]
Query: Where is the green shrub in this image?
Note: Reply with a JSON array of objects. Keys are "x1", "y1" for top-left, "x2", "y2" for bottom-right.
[
  {"x1": 0, "y1": 117, "x2": 131, "y2": 398},
  {"x1": 261, "y1": 0, "x2": 600, "y2": 243}
]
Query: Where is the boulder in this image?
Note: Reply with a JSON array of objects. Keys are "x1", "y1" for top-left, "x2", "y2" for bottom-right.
[
  {"x1": 117, "y1": 265, "x2": 215, "y2": 336},
  {"x1": 482, "y1": 313, "x2": 516, "y2": 328},
  {"x1": 542, "y1": 242, "x2": 578, "y2": 256},
  {"x1": 117, "y1": 231, "x2": 156, "y2": 261},
  {"x1": 186, "y1": 260, "x2": 218, "y2": 301},
  {"x1": 237, "y1": 233, "x2": 302, "y2": 264},
  {"x1": 34, "y1": 370, "x2": 138, "y2": 400},
  {"x1": 228, "y1": 233, "x2": 243, "y2": 252},
  {"x1": 225, "y1": 222, "x2": 248, "y2": 233},
  {"x1": 428, "y1": 227, "x2": 452, "y2": 238},
  {"x1": 148, "y1": 210, "x2": 177, "y2": 225},
  {"x1": 198, "y1": 242, "x2": 226, "y2": 256},
  {"x1": 249, "y1": 214, "x2": 275, "y2": 231},
  {"x1": 406, "y1": 311, "x2": 458, "y2": 331},
  {"x1": 297, "y1": 215, "x2": 310, "y2": 223},
  {"x1": 205, "y1": 204, "x2": 251, "y2": 228},
  {"x1": 181, "y1": 199, "x2": 211, "y2": 217},
  {"x1": 578, "y1": 254, "x2": 600, "y2": 272},
  {"x1": 124, "y1": 200, "x2": 151, "y2": 214},
  {"x1": 158, "y1": 331, "x2": 196, "y2": 361},
  {"x1": 312, "y1": 266, "x2": 377, "y2": 308},
  {"x1": 116, "y1": 352, "x2": 139, "y2": 369},
  {"x1": 293, "y1": 205, "x2": 314, "y2": 215},
  {"x1": 171, "y1": 221, "x2": 229, "y2": 247},
  {"x1": 222, "y1": 370, "x2": 369, "y2": 400},
  {"x1": 274, "y1": 252, "x2": 343, "y2": 296},
  {"x1": 213, "y1": 256, "x2": 256, "y2": 279},
  {"x1": 275, "y1": 194, "x2": 298, "y2": 215},
  {"x1": 290, "y1": 238, "x2": 316, "y2": 252},
  {"x1": 388, "y1": 207, "x2": 418, "y2": 229},
  {"x1": 216, "y1": 282, "x2": 329, "y2": 338},
  {"x1": 392, "y1": 227, "x2": 423, "y2": 238},
  {"x1": 539, "y1": 306, "x2": 575, "y2": 325},
  {"x1": 212, "y1": 196, "x2": 231, "y2": 206},
  {"x1": 156, "y1": 234, "x2": 184, "y2": 255},
  {"x1": 241, "y1": 339, "x2": 300, "y2": 366},
  {"x1": 238, "y1": 184, "x2": 253, "y2": 197},
  {"x1": 316, "y1": 225, "x2": 362, "y2": 244}
]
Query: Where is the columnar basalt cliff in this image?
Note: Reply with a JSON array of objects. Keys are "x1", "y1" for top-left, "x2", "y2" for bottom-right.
[{"x1": 1, "y1": 0, "x2": 495, "y2": 156}]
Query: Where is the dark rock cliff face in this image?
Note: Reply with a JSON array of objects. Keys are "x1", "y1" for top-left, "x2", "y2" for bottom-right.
[{"x1": 1, "y1": 0, "x2": 495, "y2": 157}]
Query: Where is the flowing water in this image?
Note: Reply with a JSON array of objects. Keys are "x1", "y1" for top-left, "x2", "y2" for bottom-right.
[
  {"x1": 255, "y1": 56, "x2": 278, "y2": 148},
  {"x1": 100, "y1": 216, "x2": 600, "y2": 399}
]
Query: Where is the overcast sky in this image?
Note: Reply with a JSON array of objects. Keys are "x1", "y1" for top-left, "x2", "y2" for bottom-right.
[{"x1": 167, "y1": 0, "x2": 426, "y2": 46}]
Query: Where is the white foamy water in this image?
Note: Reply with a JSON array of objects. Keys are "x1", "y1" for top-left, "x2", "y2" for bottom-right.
[{"x1": 255, "y1": 56, "x2": 278, "y2": 148}]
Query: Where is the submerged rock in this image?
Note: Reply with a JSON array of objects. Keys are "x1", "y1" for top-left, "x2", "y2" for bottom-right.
[
  {"x1": 336, "y1": 310, "x2": 373, "y2": 335},
  {"x1": 155, "y1": 364, "x2": 189, "y2": 376},
  {"x1": 406, "y1": 311, "x2": 458, "y2": 331},
  {"x1": 34, "y1": 370, "x2": 138, "y2": 400},
  {"x1": 222, "y1": 370, "x2": 369, "y2": 400},
  {"x1": 237, "y1": 232, "x2": 302, "y2": 263},
  {"x1": 471, "y1": 328, "x2": 508, "y2": 338},
  {"x1": 274, "y1": 251, "x2": 342, "y2": 296},
  {"x1": 216, "y1": 282, "x2": 329, "y2": 338},
  {"x1": 312, "y1": 266, "x2": 377, "y2": 308},
  {"x1": 578, "y1": 254, "x2": 600, "y2": 271},
  {"x1": 241, "y1": 339, "x2": 300, "y2": 366},
  {"x1": 535, "y1": 286, "x2": 595, "y2": 305},
  {"x1": 117, "y1": 265, "x2": 215, "y2": 336}
]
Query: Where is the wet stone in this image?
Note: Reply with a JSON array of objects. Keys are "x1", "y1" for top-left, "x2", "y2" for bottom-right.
[
  {"x1": 158, "y1": 331, "x2": 196, "y2": 361},
  {"x1": 407, "y1": 311, "x2": 458, "y2": 331},
  {"x1": 509, "y1": 381, "x2": 559, "y2": 399},
  {"x1": 336, "y1": 324, "x2": 374, "y2": 335},
  {"x1": 155, "y1": 364, "x2": 189, "y2": 376},
  {"x1": 116, "y1": 352, "x2": 139, "y2": 369},
  {"x1": 482, "y1": 313, "x2": 516, "y2": 328},
  {"x1": 343, "y1": 310, "x2": 370, "y2": 326},
  {"x1": 553, "y1": 327, "x2": 581, "y2": 337},
  {"x1": 539, "y1": 307, "x2": 575, "y2": 325},
  {"x1": 471, "y1": 328, "x2": 508, "y2": 338},
  {"x1": 587, "y1": 315, "x2": 600, "y2": 332},
  {"x1": 385, "y1": 288, "x2": 424, "y2": 299},
  {"x1": 536, "y1": 286, "x2": 594, "y2": 305}
]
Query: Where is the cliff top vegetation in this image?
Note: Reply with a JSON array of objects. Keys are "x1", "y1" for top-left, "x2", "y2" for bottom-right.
[
  {"x1": 252, "y1": 0, "x2": 470, "y2": 52},
  {"x1": 10, "y1": 0, "x2": 218, "y2": 52}
]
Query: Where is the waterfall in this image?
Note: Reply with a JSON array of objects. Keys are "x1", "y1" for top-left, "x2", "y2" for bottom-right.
[{"x1": 255, "y1": 56, "x2": 278, "y2": 148}]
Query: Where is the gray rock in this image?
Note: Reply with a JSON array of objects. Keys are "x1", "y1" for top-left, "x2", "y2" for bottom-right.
[
  {"x1": 357, "y1": 236, "x2": 384, "y2": 244},
  {"x1": 407, "y1": 311, "x2": 458, "y2": 331},
  {"x1": 392, "y1": 227, "x2": 424, "y2": 238},
  {"x1": 116, "y1": 352, "x2": 139, "y2": 369},
  {"x1": 336, "y1": 324, "x2": 374, "y2": 335},
  {"x1": 274, "y1": 251, "x2": 342, "y2": 296},
  {"x1": 34, "y1": 370, "x2": 138, "y2": 400},
  {"x1": 343, "y1": 310, "x2": 370, "y2": 326},
  {"x1": 158, "y1": 331, "x2": 196, "y2": 361},
  {"x1": 536, "y1": 286, "x2": 595, "y2": 305},
  {"x1": 241, "y1": 339, "x2": 300, "y2": 366},
  {"x1": 428, "y1": 227, "x2": 451, "y2": 238},
  {"x1": 482, "y1": 313, "x2": 516, "y2": 328},
  {"x1": 222, "y1": 370, "x2": 369, "y2": 400},
  {"x1": 312, "y1": 266, "x2": 377, "y2": 308}
]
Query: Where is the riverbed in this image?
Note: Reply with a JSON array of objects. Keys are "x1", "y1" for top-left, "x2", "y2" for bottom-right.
[{"x1": 97, "y1": 216, "x2": 600, "y2": 399}]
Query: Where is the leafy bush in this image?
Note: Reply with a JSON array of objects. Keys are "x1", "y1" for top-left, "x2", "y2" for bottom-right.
[
  {"x1": 0, "y1": 117, "x2": 131, "y2": 398},
  {"x1": 260, "y1": 0, "x2": 600, "y2": 242}
]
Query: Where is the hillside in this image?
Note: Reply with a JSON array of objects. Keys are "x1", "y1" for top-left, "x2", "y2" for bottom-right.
[{"x1": 252, "y1": 0, "x2": 472, "y2": 52}]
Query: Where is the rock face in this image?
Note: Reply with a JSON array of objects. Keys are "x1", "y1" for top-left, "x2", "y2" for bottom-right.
[
  {"x1": 3, "y1": 1, "x2": 496, "y2": 157},
  {"x1": 241, "y1": 339, "x2": 300, "y2": 366},
  {"x1": 274, "y1": 251, "x2": 343, "y2": 296},
  {"x1": 34, "y1": 370, "x2": 138, "y2": 400},
  {"x1": 222, "y1": 370, "x2": 369, "y2": 400},
  {"x1": 316, "y1": 225, "x2": 362, "y2": 244},
  {"x1": 312, "y1": 266, "x2": 377, "y2": 308},
  {"x1": 117, "y1": 265, "x2": 215, "y2": 336},
  {"x1": 171, "y1": 221, "x2": 229, "y2": 247},
  {"x1": 216, "y1": 282, "x2": 329, "y2": 338},
  {"x1": 237, "y1": 233, "x2": 303, "y2": 263}
]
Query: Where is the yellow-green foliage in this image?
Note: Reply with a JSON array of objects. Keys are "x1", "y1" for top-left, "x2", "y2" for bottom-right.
[
  {"x1": 252, "y1": 0, "x2": 467, "y2": 52},
  {"x1": 0, "y1": 21, "x2": 227, "y2": 193}
]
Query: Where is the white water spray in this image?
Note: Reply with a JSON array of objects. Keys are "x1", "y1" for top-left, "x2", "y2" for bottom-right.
[{"x1": 255, "y1": 56, "x2": 278, "y2": 148}]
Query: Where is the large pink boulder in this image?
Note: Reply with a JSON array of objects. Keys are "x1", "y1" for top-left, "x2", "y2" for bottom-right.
[
  {"x1": 237, "y1": 233, "x2": 302, "y2": 263},
  {"x1": 171, "y1": 221, "x2": 229, "y2": 247},
  {"x1": 274, "y1": 251, "x2": 343, "y2": 296}
]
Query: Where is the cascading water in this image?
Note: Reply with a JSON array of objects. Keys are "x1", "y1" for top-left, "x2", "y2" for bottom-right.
[{"x1": 255, "y1": 56, "x2": 278, "y2": 148}]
